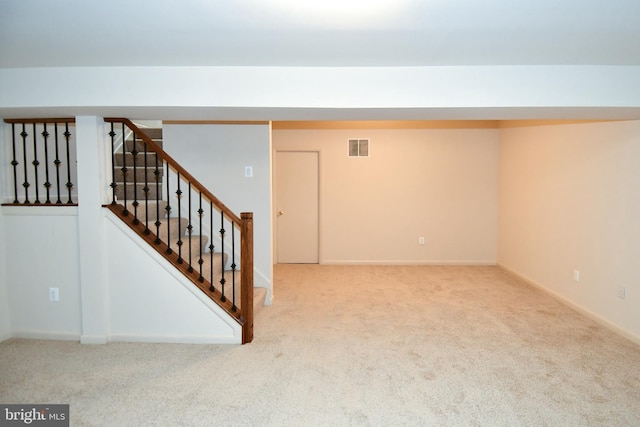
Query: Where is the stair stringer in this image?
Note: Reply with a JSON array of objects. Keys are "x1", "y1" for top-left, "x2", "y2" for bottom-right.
[{"x1": 103, "y1": 209, "x2": 242, "y2": 344}]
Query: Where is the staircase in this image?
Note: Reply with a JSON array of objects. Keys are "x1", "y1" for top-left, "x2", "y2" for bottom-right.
[
  {"x1": 107, "y1": 119, "x2": 262, "y2": 343},
  {"x1": 113, "y1": 127, "x2": 164, "y2": 202}
]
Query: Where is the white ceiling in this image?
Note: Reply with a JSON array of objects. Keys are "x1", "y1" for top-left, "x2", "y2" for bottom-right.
[{"x1": 2, "y1": 0, "x2": 640, "y2": 68}]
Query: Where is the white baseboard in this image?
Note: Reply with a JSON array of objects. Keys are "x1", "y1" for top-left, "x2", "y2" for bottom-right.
[
  {"x1": 108, "y1": 333, "x2": 240, "y2": 345},
  {"x1": 12, "y1": 330, "x2": 81, "y2": 341},
  {"x1": 80, "y1": 334, "x2": 108, "y2": 344},
  {"x1": 320, "y1": 260, "x2": 497, "y2": 266},
  {"x1": 499, "y1": 264, "x2": 640, "y2": 346}
]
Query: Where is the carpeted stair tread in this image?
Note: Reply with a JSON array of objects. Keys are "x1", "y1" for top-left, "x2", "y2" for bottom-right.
[
  {"x1": 173, "y1": 235, "x2": 211, "y2": 263},
  {"x1": 114, "y1": 182, "x2": 162, "y2": 201},
  {"x1": 205, "y1": 271, "x2": 266, "y2": 313},
  {"x1": 113, "y1": 167, "x2": 164, "y2": 182},
  {"x1": 114, "y1": 152, "x2": 158, "y2": 167},
  {"x1": 137, "y1": 128, "x2": 163, "y2": 140},
  {"x1": 123, "y1": 201, "x2": 168, "y2": 222},
  {"x1": 157, "y1": 217, "x2": 189, "y2": 242}
]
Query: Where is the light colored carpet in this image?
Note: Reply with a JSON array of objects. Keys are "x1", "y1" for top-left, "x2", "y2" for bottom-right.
[{"x1": 1, "y1": 265, "x2": 640, "y2": 426}]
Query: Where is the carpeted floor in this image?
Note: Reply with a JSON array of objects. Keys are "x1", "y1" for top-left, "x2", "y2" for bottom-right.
[{"x1": 1, "y1": 265, "x2": 640, "y2": 426}]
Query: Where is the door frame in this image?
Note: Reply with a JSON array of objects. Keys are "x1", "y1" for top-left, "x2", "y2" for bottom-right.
[{"x1": 273, "y1": 148, "x2": 322, "y2": 264}]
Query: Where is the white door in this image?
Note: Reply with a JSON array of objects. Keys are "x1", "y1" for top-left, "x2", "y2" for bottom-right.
[{"x1": 276, "y1": 151, "x2": 319, "y2": 263}]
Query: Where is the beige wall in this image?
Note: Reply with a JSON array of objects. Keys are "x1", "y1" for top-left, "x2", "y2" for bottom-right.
[
  {"x1": 273, "y1": 128, "x2": 499, "y2": 264},
  {"x1": 498, "y1": 120, "x2": 640, "y2": 341}
]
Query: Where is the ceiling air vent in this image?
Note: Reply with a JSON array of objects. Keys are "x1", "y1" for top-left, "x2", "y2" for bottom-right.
[{"x1": 348, "y1": 138, "x2": 369, "y2": 157}]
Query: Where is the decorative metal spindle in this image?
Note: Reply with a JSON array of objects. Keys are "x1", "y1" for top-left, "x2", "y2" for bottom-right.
[
  {"x1": 42, "y1": 124, "x2": 51, "y2": 204},
  {"x1": 187, "y1": 183, "x2": 193, "y2": 272},
  {"x1": 176, "y1": 174, "x2": 183, "y2": 263},
  {"x1": 220, "y1": 211, "x2": 226, "y2": 302},
  {"x1": 154, "y1": 153, "x2": 161, "y2": 244},
  {"x1": 231, "y1": 222, "x2": 237, "y2": 312},
  {"x1": 143, "y1": 140, "x2": 150, "y2": 234},
  {"x1": 31, "y1": 124, "x2": 41, "y2": 204},
  {"x1": 165, "y1": 163, "x2": 172, "y2": 255},
  {"x1": 198, "y1": 192, "x2": 204, "y2": 282},
  {"x1": 54, "y1": 123, "x2": 64, "y2": 205},
  {"x1": 131, "y1": 133, "x2": 139, "y2": 224},
  {"x1": 209, "y1": 201, "x2": 215, "y2": 292},
  {"x1": 10, "y1": 124, "x2": 19, "y2": 203},
  {"x1": 108, "y1": 123, "x2": 117, "y2": 205},
  {"x1": 64, "y1": 123, "x2": 73, "y2": 204},
  {"x1": 20, "y1": 124, "x2": 30, "y2": 204},
  {"x1": 120, "y1": 124, "x2": 128, "y2": 213}
]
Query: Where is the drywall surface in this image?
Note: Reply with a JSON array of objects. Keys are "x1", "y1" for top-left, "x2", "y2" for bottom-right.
[
  {"x1": 498, "y1": 120, "x2": 640, "y2": 341},
  {"x1": 2, "y1": 66, "x2": 640, "y2": 120},
  {"x1": 274, "y1": 127, "x2": 499, "y2": 264},
  {"x1": 163, "y1": 124, "x2": 273, "y2": 293},
  {"x1": 0, "y1": 206, "x2": 10, "y2": 341},
  {"x1": 105, "y1": 216, "x2": 241, "y2": 343},
  {"x1": 2, "y1": 207, "x2": 82, "y2": 339}
]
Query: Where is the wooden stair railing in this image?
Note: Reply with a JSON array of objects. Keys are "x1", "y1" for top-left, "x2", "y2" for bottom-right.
[{"x1": 104, "y1": 118, "x2": 254, "y2": 343}]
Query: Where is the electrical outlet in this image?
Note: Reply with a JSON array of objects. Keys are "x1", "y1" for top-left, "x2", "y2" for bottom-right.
[
  {"x1": 573, "y1": 270, "x2": 580, "y2": 283},
  {"x1": 49, "y1": 287, "x2": 59, "y2": 302},
  {"x1": 418, "y1": 236, "x2": 425, "y2": 245},
  {"x1": 244, "y1": 166, "x2": 253, "y2": 178},
  {"x1": 617, "y1": 285, "x2": 626, "y2": 300}
]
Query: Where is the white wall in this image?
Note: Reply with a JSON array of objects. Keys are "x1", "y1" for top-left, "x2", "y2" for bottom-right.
[
  {"x1": 164, "y1": 124, "x2": 273, "y2": 299},
  {"x1": 0, "y1": 206, "x2": 10, "y2": 341},
  {"x1": 2, "y1": 66, "x2": 640, "y2": 120},
  {"x1": 2, "y1": 207, "x2": 82, "y2": 339},
  {"x1": 274, "y1": 127, "x2": 499, "y2": 264},
  {"x1": 105, "y1": 215, "x2": 241, "y2": 343},
  {"x1": 498, "y1": 120, "x2": 640, "y2": 342},
  {"x1": 0, "y1": 122, "x2": 10, "y2": 340}
]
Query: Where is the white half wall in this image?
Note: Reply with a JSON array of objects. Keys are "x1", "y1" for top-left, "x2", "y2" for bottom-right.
[
  {"x1": 2, "y1": 206, "x2": 82, "y2": 340},
  {"x1": 105, "y1": 214, "x2": 241, "y2": 344},
  {"x1": 273, "y1": 127, "x2": 499, "y2": 264},
  {"x1": 163, "y1": 123, "x2": 273, "y2": 299},
  {"x1": 0, "y1": 121, "x2": 10, "y2": 341},
  {"x1": 0, "y1": 206, "x2": 10, "y2": 341},
  {"x1": 498, "y1": 120, "x2": 640, "y2": 342}
]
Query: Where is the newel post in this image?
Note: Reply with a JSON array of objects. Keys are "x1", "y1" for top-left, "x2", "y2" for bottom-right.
[{"x1": 240, "y1": 212, "x2": 254, "y2": 344}]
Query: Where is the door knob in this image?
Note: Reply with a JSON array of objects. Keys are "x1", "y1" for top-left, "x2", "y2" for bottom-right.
[{"x1": 278, "y1": 210, "x2": 284, "y2": 216}]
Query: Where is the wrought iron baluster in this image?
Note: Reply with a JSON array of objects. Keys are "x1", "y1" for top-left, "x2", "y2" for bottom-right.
[
  {"x1": 131, "y1": 133, "x2": 139, "y2": 224},
  {"x1": 165, "y1": 163, "x2": 172, "y2": 254},
  {"x1": 209, "y1": 201, "x2": 215, "y2": 292},
  {"x1": 31, "y1": 124, "x2": 41, "y2": 204},
  {"x1": 143, "y1": 140, "x2": 150, "y2": 234},
  {"x1": 10, "y1": 124, "x2": 19, "y2": 203},
  {"x1": 154, "y1": 152, "x2": 161, "y2": 244},
  {"x1": 53, "y1": 124, "x2": 62, "y2": 204},
  {"x1": 198, "y1": 192, "x2": 204, "y2": 282},
  {"x1": 176, "y1": 174, "x2": 183, "y2": 263},
  {"x1": 220, "y1": 211, "x2": 226, "y2": 302},
  {"x1": 64, "y1": 123, "x2": 73, "y2": 204},
  {"x1": 187, "y1": 182, "x2": 193, "y2": 272},
  {"x1": 42, "y1": 124, "x2": 51, "y2": 203},
  {"x1": 120, "y1": 123, "x2": 128, "y2": 213},
  {"x1": 108, "y1": 123, "x2": 117, "y2": 205},
  {"x1": 231, "y1": 221, "x2": 237, "y2": 312},
  {"x1": 20, "y1": 124, "x2": 30, "y2": 204}
]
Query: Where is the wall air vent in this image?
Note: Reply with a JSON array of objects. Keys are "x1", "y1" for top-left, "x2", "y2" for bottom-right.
[{"x1": 348, "y1": 139, "x2": 369, "y2": 157}]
